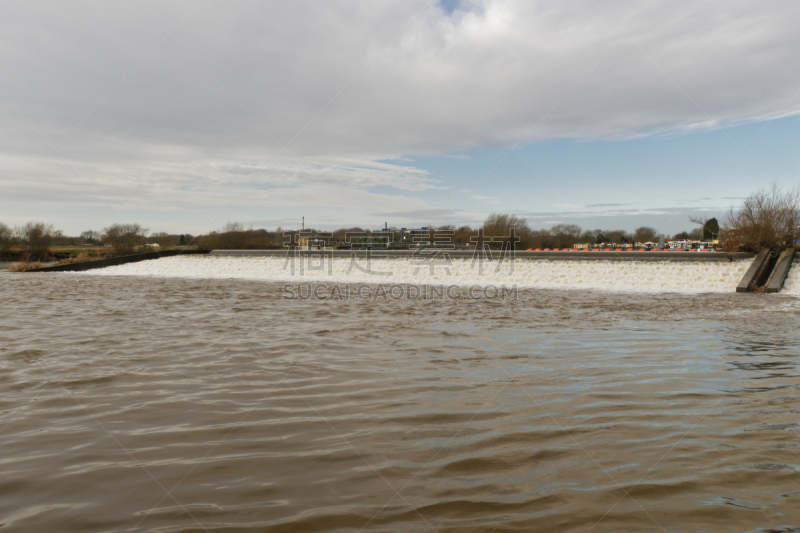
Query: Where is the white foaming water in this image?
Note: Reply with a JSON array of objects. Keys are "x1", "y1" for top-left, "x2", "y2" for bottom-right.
[
  {"x1": 80, "y1": 255, "x2": 756, "y2": 293},
  {"x1": 780, "y1": 263, "x2": 800, "y2": 295}
]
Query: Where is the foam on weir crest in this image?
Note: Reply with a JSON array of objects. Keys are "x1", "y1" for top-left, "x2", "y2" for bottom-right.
[
  {"x1": 74, "y1": 255, "x2": 764, "y2": 294},
  {"x1": 780, "y1": 263, "x2": 800, "y2": 295}
]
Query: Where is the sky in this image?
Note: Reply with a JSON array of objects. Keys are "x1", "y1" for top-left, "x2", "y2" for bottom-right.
[{"x1": 1, "y1": 0, "x2": 799, "y2": 236}]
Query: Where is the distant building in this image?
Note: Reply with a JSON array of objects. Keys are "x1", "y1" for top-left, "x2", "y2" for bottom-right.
[{"x1": 298, "y1": 234, "x2": 334, "y2": 250}]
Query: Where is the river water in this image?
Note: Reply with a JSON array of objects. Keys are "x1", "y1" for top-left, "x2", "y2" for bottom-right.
[{"x1": 2, "y1": 257, "x2": 800, "y2": 532}]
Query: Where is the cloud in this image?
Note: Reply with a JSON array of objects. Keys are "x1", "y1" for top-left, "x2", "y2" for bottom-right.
[
  {"x1": 470, "y1": 194, "x2": 500, "y2": 204},
  {"x1": 520, "y1": 206, "x2": 729, "y2": 233},
  {"x1": 0, "y1": 148, "x2": 440, "y2": 209},
  {"x1": 372, "y1": 207, "x2": 483, "y2": 225},
  {"x1": 0, "y1": 0, "x2": 797, "y2": 226},
  {"x1": 521, "y1": 206, "x2": 717, "y2": 218}
]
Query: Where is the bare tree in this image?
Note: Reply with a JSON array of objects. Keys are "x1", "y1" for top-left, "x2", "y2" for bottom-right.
[
  {"x1": 0, "y1": 222, "x2": 13, "y2": 253},
  {"x1": 217, "y1": 222, "x2": 247, "y2": 249},
  {"x1": 604, "y1": 229, "x2": 632, "y2": 244},
  {"x1": 195, "y1": 222, "x2": 282, "y2": 250},
  {"x1": 578, "y1": 230, "x2": 598, "y2": 245},
  {"x1": 633, "y1": 226, "x2": 657, "y2": 243},
  {"x1": 80, "y1": 230, "x2": 102, "y2": 244},
  {"x1": 103, "y1": 223, "x2": 148, "y2": 256},
  {"x1": 722, "y1": 183, "x2": 800, "y2": 251},
  {"x1": 222, "y1": 222, "x2": 245, "y2": 233},
  {"x1": 483, "y1": 213, "x2": 528, "y2": 233},
  {"x1": 688, "y1": 215, "x2": 720, "y2": 239},
  {"x1": 549, "y1": 224, "x2": 583, "y2": 248},
  {"x1": 482, "y1": 213, "x2": 531, "y2": 247},
  {"x1": 15, "y1": 222, "x2": 56, "y2": 261},
  {"x1": 149, "y1": 232, "x2": 177, "y2": 247}
]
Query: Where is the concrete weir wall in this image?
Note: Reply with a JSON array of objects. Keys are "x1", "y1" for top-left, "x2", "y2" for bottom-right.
[
  {"x1": 26, "y1": 249, "x2": 210, "y2": 273},
  {"x1": 210, "y1": 249, "x2": 755, "y2": 262}
]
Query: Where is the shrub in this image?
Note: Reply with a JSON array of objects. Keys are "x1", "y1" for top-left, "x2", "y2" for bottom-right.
[
  {"x1": 8, "y1": 261, "x2": 42, "y2": 272},
  {"x1": 56, "y1": 252, "x2": 101, "y2": 266}
]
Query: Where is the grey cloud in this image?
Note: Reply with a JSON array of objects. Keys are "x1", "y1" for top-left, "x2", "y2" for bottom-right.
[
  {"x1": 0, "y1": 0, "x2": 796, "y2": 226},
  {"x1": 518, "y1": 206, "x2": 729, "y2": 232},
  {"x1": 373, "y1": 208, "x2": 468, "y2": 220},
  {"x1": 521, "y1": 206, "x2": 724, "y2": 217},
  {"x1": 3, "y1": 1, "x2": 799, "y2": 155}
]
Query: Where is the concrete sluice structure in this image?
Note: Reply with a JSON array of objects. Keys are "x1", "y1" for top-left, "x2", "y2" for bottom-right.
[
  {"x1": 768, "y1": 249, "x2": 798, "y2": 292},
  {"x1": 74, "y1": 249, "x2": 767, "y2": 294},
  {"x1": 736, "y1": 247, "x2": 797, "y2": 293}
]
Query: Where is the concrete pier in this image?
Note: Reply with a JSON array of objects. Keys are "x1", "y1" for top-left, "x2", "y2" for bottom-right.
[
  {"x1": 765, "y1": 248, "x2": 797, "y2": 293},
  {"x1": 736, "y1": 247, "x2": 799, "y2": 293},
  {"x1": 736, "y1": 248, "x2": 772, "y2": 293}
]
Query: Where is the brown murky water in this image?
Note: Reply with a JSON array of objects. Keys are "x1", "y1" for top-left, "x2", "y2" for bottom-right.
[{"x1": 2, "y1": 271, "x2": 800, "y2": 532}]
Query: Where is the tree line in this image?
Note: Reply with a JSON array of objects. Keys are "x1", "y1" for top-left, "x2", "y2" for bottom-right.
[
  {"x1": 0, "y1": 218, "x2": 709, "y2": 259},
  {"x1": 3, "y1": 183, "x2": 798, "y2": 262},
  {"x1": 0, "y1": 222, "x2": 195, "y2": 261}
]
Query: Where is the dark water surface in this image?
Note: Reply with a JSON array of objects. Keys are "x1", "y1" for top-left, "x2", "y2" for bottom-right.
[{"x1": 2, "y1": 272, "x2": 800, "y2": 532}]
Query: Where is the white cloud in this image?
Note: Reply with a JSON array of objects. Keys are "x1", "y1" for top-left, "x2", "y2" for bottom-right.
[{"x1": 469, "y1": 194, "x2": 500, "y2": 204}]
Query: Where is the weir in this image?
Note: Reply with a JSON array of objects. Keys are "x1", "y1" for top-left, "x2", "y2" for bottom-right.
[
  {"x1": 21, "y1": 248, "x2": 800, "y2": 295},
  {"x1": 73, "y1": 251, "x2": 759, "y2": 294},
  {"x1": 736, "y1": 247, "x2": 796, "y2": 293}
]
